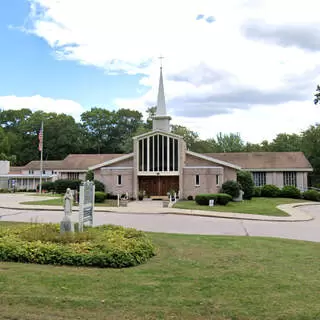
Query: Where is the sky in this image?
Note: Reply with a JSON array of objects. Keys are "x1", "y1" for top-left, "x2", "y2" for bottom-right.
[{"x1": 0, "y1": 0, "x2": 319, "y2": 143}]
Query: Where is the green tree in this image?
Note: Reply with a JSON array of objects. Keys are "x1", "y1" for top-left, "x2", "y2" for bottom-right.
[
  {"x1": 171, "y1": 124, "x2": 200, "y2": 150},
  {"x1": 314, "y1": 85, "x2": 320, "y2": 105},
  {"x1": 215, "y1": 132, "x2": 245, "y2": 152},
  {"x1": 269, "y1": 133, "x2": 302, "y2": 152},
  {"x1": 301, "y1": 124, "x2": 320, "y2": 184}
]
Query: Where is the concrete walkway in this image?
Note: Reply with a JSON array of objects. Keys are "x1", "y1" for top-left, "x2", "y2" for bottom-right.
[{"x1": 0, "y1": 193, "x2": 316, "y2": 222}]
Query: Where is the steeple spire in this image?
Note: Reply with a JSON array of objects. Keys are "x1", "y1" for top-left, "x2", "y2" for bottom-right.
[
  {"x1": 156, "y1": 63, "x2": 166, "y2": 116},
  {"x1": 152, "y1": 57, "x2": 171, "y2": 132}
]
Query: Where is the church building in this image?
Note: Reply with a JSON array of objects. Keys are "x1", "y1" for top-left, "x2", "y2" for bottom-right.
[{"x1": 88, "y1": 66, "x2": 312, "y2": 199}]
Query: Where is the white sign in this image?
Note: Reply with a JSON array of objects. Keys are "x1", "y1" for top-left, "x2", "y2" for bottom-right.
[
  {"x1": 209, "y1": 199, "x2": 215, "y2": 207},
  {"x1": 79, "y1": 181, "x2": 95, "y2": 231}
]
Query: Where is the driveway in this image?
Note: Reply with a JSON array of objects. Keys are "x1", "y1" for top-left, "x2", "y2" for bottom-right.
[{"x1": 0, "y1": 194, "x2": 320, "y2": 242}]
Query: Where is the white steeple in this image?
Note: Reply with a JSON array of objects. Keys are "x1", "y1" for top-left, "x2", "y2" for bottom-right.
[{"x1": 153, "y1": 57, "x2": 171, "y2": 132}]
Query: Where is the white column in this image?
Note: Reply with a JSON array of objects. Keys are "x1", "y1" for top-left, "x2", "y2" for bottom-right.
[
  {"x1": 157, "y1": 135, "x2": 159, "y2": 172},
  {"x1": 147, "y1": 136, "x2": 150, "y2": 171},
  {"x1": 152, "y1": 135, "x2": 155, "y2": 172},
  {"x1": 167, "y1": 137, "x2": 170, "y2": 171}
]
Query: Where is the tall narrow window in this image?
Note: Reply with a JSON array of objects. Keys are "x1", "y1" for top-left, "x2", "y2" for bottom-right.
[
  {"x1": 283, "y1": 172, "x2": 296, "y2": 186},
  {"x1": 216, "y1": 175, "x2": 219, "y2": 185},
  {"x1": 195, "y1": 174, "x2": 200, "y2": 186},
  {"x1": 174, "y1": 139, "x2": 179, "y2": 171},
  {"x1": 117, "y1": 175, "x2": 122, "y2": 185},
  {"x1": 252, "y1": 172, "x2": 266, "y2": 186},
  {"x1": 164, "y1": 136, "x2": 168, "y2": 171},
  {"x1": 143, "y1": 138, "x2": 148, "y2": 171}
]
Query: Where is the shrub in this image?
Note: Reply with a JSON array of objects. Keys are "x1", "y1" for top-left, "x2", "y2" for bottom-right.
[
  {"x1": 237, "y1": 170, "x2": 254, "y2": 200},
  {"x1": 302, "y1": 189, "x2": 320, "y2": 201},
  {"x1": 221, "y1": 180, "x2": 241, "y2": 198},
  {"x1": 86, "y1": 170, "x2": 94, "y2": 181},
  {"x1": 54, "y1": 179, "x2": 82, "y2": 194},
  {"x1": 280, "y1": 186, "x2": 301, "y2": 199},
  {"x1": 0, "y1": 223, "x2": 155, "y2": 268},
  {"x1": 261, "y1": 184, "x2": 281, "y2": 197},
  {"x1": 195, "y1": 193, "x2": 232, "y2": 206},
  {"x1": 41, "y1": 181, "x2": 55, "y2": 192},
  {"x1": 253, "y1": 186, "x2": 262, "y2": 197},
  {"x1": 187, "y1": 195, "x2": 193, "y2": 201},
  {"x1": 94, "y1": 180, "x2": 105, "y2": 192},
  {"x1": 217, "y1": 193, "x2": 233, "y2": 205},
  {"x1": 95, "y1": 191, "x2": 106, "y2": 203}
]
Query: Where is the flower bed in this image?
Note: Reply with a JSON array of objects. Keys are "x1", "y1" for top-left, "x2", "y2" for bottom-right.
[{"x1": 0, "y1": 223, "x2": 155, "y2": 268}]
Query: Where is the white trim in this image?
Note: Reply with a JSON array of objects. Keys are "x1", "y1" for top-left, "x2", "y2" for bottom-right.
[
  {"x1": 101, "y1": 167, "x2": 133, "y2": 170},
  {"x1": 133, "y1": 129, "x2": 182, "y2": 140},
  {"x1": 89, "y1": 153, "x2": 134, "y2": 170},
  {"x1": 186, "y1": 150, "x2": 241, "y2": 170},
  {"x1": 184, "y1": 166, "x2": 223, "y2": 169},
  {"x1": 244, "y1": 168, "x2": 313, "y2": 172},
  {"x1": 138, "y1": 171, "x2": 179, "y2": 176},
  {"x1": 57, "y1": 169, "x2": 87, "y2": 173}
]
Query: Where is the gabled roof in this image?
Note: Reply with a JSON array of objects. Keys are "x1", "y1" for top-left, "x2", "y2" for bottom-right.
[
  {"x1": 61, "y1": 154, "x2": 125, "y2": 170},
  {"x1": 133, "y1": 129, "x2": 183, "y2": 140},
  {"x1": 24, "y1": 160, "x2": 64, "y2": 170},
  {"x1": 203, "y1": 152, "x2": 313, "y2": 171},
  {"x1": 187, "y1": 151, "x2": 242, "y2": 170},
  {"x1": 89, "y1": 153, "x2": 134, "y2": 170}
]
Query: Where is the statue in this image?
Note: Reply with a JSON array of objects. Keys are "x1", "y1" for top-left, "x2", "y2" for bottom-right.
[
  {"x1": 63, "y1": 188, "x2": 73, "y2": 216},
  {"x1": 61, "y1": 188, "x2": 74, "y2": 233}
]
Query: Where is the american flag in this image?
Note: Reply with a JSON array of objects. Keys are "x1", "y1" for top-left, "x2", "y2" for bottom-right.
[{"x1": 38, "y1": 125, "x2": 43, "y2": 152}]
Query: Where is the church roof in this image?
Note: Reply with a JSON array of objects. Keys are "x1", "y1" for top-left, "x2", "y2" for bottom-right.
[
  {"x1": 203, "y1": 152, "x2": 312, "y2": 171},
  {"x1": 24, "y1": 160, "x2": 64, "y2": 170}
]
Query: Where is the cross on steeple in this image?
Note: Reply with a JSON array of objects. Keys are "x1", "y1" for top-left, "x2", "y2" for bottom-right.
[{"x1": 158, "y1": 55, "x2": 164, "y2": 68}]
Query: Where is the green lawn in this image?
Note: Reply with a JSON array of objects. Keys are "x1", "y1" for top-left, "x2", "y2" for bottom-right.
[
  {"x1": 1, "y1": 222, "x2": 320, "y2": 319},
  {"x1": 20, "y1": 197, "x2": 118, "y2": 207},
  {"x1": 173, "y1": 197, "x2": 311, "y2": 216}
]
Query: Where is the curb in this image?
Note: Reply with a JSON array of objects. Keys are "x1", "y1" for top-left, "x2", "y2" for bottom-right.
[{"x1": 0, "y1": 203, "x2": 316, "y2": 222}]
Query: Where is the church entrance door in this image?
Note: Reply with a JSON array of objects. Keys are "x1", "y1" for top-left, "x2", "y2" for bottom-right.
[{"x1": 138, "y1": 176, "x2": 179, "y2": 196}]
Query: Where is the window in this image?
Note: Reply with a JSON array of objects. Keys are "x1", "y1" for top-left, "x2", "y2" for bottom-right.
[
  {"x1": 283, "y1": 172, "x2": 296, "y2": 186},
  {"x1": 138, "y1": 134, "x2": 179, "y2": 172},
  {"x1": 67, "y1": 172, "x2": 79, "y2": 180},
  {"x1": 252, "y1": 172, "x2": 266, "y2": 186},
  {"x1": 43, "y1": 170, "x2": 45, "y2": 174},
  {"x1": 117, "y1": 175, "x2": 122, "y2": 185},
  {"x1": 216, "y1": 175, "x2": 219, "y2": 185},
  {"x1": 195, "y1": 174, "x2": 200, "y2": 186},
  {"x1": 29, "y1": 170, "x2": 34, "y2": 174}
]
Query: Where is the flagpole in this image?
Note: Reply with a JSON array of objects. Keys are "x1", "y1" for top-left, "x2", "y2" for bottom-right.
[{"x1": 39, "y1": 121, "x2": 44, "y2": 194}]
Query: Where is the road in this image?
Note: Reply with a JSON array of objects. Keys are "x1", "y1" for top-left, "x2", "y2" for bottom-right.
[{"x1": 1, "y1": 205, "x2": 320, "y2": 242}]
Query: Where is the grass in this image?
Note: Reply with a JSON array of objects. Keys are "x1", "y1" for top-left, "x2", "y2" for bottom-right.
[
  {"x1": 20, "y1": 197, "x2": 118, "y2": 207},
  {"x1": 1, "y1": 222, "x2": 320, "y2": 320},
  {"x1": 173, "y1": 197, "x2": 311, "y2": 216}
]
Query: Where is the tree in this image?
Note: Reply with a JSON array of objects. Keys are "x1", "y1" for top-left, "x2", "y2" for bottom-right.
[
  {"x1": 269, "y1": 133, "x2": 302, "y2": 152},
  {"x1": 301, "y1": 124, "x2": 320, "y2": 185},
  {"x1": 215, "y1": 132, "x2": 245, "y2": 152},
  {"x1": 171, "y1": 124, "x2": 200, "y2": 150},
  {"x1": 314, "y1": 85, "x2": 320, "y2": 105}
]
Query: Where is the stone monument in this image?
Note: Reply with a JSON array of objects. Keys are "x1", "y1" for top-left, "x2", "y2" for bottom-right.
[{"x1": 60, "y1": 188, "x2": 75, "y2": 233}]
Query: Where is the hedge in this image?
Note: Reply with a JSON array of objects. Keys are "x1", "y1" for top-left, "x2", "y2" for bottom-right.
[
  {"x1": 302, "y1": 190, "x2": 320, "y2": 201},
  {"x1": 220, "y1": 180, "x2": 241, "y2": 198},
  {"x1": 253, "y1": 186, "x2": 262, "y2": 197},
  {"x1": 95, "y1": 191, "x2": 106, "y2": 203},
  {"x1": 280, "y1": 186, "x2": 301, "y2": 199},
  {"x1": 53, "y1": 179, "x2": 82, "y2": 194},
  {"x1": 195, "y1": 193, "x2": 232, "y2": 206},
  {"x1": 0, "y1": 224, "x2": 155, "y2": 268},
  {"x1": 261, "y1": 184, "x2": 281, "y2": 197}
]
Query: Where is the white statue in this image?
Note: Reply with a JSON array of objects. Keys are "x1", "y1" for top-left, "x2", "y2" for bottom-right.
[{"x1": 63, "y1": 188, "x2": 73, "y2": 216}]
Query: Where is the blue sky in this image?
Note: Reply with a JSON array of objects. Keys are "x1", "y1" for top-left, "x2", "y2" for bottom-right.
[
  {"x1": 0, "y1": 0, "x2": 144, "y2": 111},
  {"x1": 0, "y1": 0, "x2": 319, "y2": 143}
]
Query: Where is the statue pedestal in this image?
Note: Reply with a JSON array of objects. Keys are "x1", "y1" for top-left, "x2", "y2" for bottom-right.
[{"x1": 60, "y1": 215, "x2": 74, "y2": 234}]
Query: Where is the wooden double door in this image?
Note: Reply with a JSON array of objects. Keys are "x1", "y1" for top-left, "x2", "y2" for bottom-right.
[{"x1": 139, "y1": 176, "x2": 179, "y2": 196}]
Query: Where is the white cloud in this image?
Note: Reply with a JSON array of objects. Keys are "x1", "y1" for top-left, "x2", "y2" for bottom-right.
[
  {"x1": 0, "y1": 95, "x2": 85, "y2": 121},
  {"x1": 21, "y1": 0, "x2": 320, "y2": 142}
]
